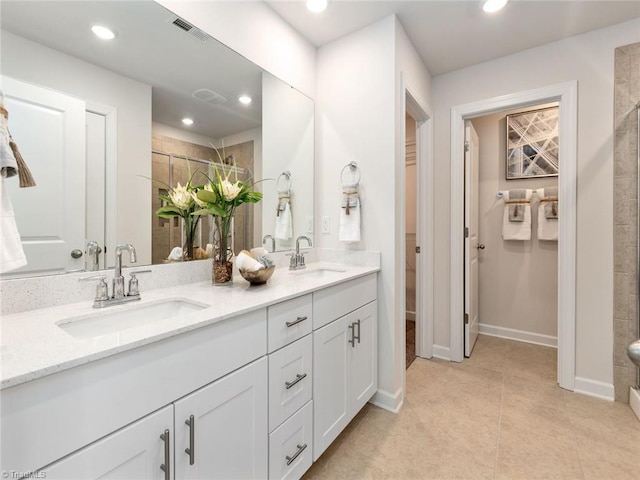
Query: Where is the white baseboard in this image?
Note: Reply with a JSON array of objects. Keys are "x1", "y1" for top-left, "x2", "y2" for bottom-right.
[
  {"x1": 574, "y1": 376, "x2": 615, "y2": 401},
  {"x1": 406, "y1": 311, "x2": 416, "y2": 322},
  {"x1": 630, "y1": 387, "x2": 640, "y2": 422},
  {"x1": 371, "y1": 387, "x2": 403, "y2": 414},
  {"x1": 432, "y1": 344, "x2": 450, "y2": 361},
  {"x1": 479, "y1": 323, "x2": 558, "y2": 348}
]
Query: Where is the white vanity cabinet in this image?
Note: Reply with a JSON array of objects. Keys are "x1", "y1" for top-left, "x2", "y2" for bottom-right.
[
  {"x1": 312, "y1": 274, "x2": 378, "y2": 461},
  {"x1": 43, "y1": 358, "x2": 268, "y2": 480},
  {"x1": 43, "y1": 405, "x2": 173, "y2": 479},
  {"x1": 173, "y1": 357, "x2": 268, "y2": 479}
]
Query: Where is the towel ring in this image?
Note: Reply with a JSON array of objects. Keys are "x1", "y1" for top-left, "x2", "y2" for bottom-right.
[
  {"x1": 340, "y1": 162, "x2": 361, "y2": 187},
  {"x1": 277, "y1": 171, "x2": 292, "y2": 192}
]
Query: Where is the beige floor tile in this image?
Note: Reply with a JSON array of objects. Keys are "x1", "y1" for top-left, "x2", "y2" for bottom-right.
[{"x1": 302, "y1": 335, "x2": 639, "y2": 480}]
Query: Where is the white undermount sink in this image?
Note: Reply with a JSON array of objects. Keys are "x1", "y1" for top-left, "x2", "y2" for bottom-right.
[
  {"x1": 57, "y1": 298, "x2": 209, "y2": 339},
  {"x1": 289, "y1": 267, "x2": 347, "y2": 278}
]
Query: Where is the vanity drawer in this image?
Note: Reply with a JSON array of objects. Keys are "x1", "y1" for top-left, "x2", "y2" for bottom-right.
[
  {"x1": 268, "y1": 294, "x2": 312, "y2": 352},
  {"x1": 268, "y1": 335, "x2": 313, "y2": 432},
  {"x1": 269, "y1": 400, "x2": 313, "y2": 480},
  {"x1": 313, "y1": 273, "x2": 377, "y2": 329}
]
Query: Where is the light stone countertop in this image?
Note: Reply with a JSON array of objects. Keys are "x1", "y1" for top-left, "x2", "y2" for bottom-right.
[{"x1": 0, "y1": 263, "x2": 379, "y2": 390}]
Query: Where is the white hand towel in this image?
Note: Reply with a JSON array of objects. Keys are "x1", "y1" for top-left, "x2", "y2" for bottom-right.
[
  {"x1": 339, "y1": 197, "x2": 361, "y2": 242},
  {"x1": 537, "y1": 188, "x2": 558, "y2": 241},
  {"x1": 502, "y1": 189, "x2": 532, "y2": 241},
  {"x1": 0, "y1": 178, "x2": 27, "y2": 273},
  {"x1": 275, "y1": 201, "x2": 292, "y2": 240}
]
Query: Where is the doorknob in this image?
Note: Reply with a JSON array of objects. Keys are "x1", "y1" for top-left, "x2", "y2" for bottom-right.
[
  {"x1": 477, "y1": 244, "x2": 485, "y2": 250},
  {"x1": 70, "y1": 249, "x2": 83, "y2": 258}
]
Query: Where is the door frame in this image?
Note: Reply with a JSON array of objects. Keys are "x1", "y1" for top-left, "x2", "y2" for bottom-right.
[
  {"x1": 400, "y1": 73, "x2": 434, "y2": 379},
  {"x1": 449, "y1": 81, "x2": 578, "y2": 391}
]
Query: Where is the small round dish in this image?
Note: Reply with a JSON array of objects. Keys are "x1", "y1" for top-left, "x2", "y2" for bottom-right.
[{"x1": 239, "y1": 266, "x2": 275, "y2": 285}]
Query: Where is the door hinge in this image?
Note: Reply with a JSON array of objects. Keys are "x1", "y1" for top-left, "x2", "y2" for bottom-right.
[
  {"x1": 464, "y1": 313, "x2": 469, "y2": 325},
  {"x1": 415, "y1": 246, "x2": 421, "y2": 254},
  {"x1": 464, "y1": 227, "x2": 469, "y2": 238},
  {"x1": 464, "y1": 141, "x2": 470, "y2": 152}
]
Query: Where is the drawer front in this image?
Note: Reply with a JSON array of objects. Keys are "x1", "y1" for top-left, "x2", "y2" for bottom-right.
[
  {"x1": 268, "y1": 401, "x2": 313, "y2": 480},
  {"x1": 268, "y1": 294, "x2": 312, "y2": 352},
  {"x1": 313, "y1": 273, "x2": 377, "y2": 329},
  {"x1": 268, "y1": 335, "x2": 313, "y2": 432}
]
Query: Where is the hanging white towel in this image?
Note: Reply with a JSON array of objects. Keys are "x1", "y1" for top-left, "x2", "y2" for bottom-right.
[
  {"x1": 502, "y1": 189, "x2": 532, "y2": 240},
  {"x1": 339, "y1": 190, "x2": 361, "y2": 242},
  {"x1": 0, "y1": 178, "x2": 27, "y2": 273},
  {"x1": 537, "y1": 187, "x2": 558, "y2": 241},
  {"x1": 275, "y1": 200, "x2": 292, "y2": 240}
]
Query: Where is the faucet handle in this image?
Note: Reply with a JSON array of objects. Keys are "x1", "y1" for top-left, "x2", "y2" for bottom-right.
[
  {"x1": 127, "y1": 270, "x2": 151, "y2": 297},
  {"x1": 80, "y1": 275, "x2": 109, "y2": 301}
]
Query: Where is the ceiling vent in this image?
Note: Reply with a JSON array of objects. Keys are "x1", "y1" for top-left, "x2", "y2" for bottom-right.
[
  {"x1": 169, "y1": 16, "x2": 210, "y2": 43},
  {"x1": 192, "y1": 88, "x2": 228, "y2": 104}
]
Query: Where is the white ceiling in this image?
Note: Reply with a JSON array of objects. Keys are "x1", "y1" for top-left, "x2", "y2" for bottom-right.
[{"x1": 265, "y1": 0, "x2": 640, "y2": 76}]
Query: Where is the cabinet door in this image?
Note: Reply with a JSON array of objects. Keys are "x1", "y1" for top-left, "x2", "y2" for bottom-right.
[
  {"x1": 312, "y1": 316, "x2": 349, "y2": 461},
  {"x1": 174, "y1": 357, "x2": 268, "y2": 480},
  {"x1": 348, "y1": 301, "x2": 378, "y2": 416},
  {"x1": 43, "y1": 405, "x2": 173, "y2": 480},
  {"x1": 269, "y1": 401, "x2": 313, "y2": 480}
]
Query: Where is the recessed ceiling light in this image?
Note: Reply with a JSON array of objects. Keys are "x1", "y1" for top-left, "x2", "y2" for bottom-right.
[
  {"x1": 91, "y1": 25, "x2": 116, "y2": 40},
  {"x1": 238, "y1": 95, "x2": 252, "y2": 105},
  {"x1": 482, "y1": 0, "x2": 508, "y2": 13},
  {"x1": 307, "y1": 0, "x2": 328, "y2": 14},
  {"x1": 182, "y1": 118, "x2": 194, "y2": 126}
]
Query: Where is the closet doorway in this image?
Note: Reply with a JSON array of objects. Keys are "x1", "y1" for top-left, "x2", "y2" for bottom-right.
[
  {"x1": 406, "y1": 113, "x2": 418, "y2": 368},
  {"x1": 464, "y1": 105, "x2": 559, "y2": 360},
  {"x1": 450, "y1": 82, "x2": 578, "y2": 391}
]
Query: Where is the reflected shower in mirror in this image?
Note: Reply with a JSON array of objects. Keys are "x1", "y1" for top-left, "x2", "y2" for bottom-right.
[{"x1": 0, "y1": 0, "x2": 313, "y2": 278}]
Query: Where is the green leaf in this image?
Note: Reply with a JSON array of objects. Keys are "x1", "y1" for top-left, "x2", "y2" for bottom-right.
[
  {"x1": 196, "y1": 189, "x2": 218, "y2": 203},
  {"x1": 193, "y1": 205, "x2": 226, "y2": 217}
]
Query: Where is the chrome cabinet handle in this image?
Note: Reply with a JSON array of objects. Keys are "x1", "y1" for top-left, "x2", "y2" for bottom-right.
[
  {"x1": 185, "y1": 415, "x2": 195, "y2": 466},
  {"x1": 285, "y1": 443, "x2": 308, "y2": 466},
  {"x1": 355, "y1": 319, "x2": 361, "y2": 344},
  {"x1": 348, "y1": 323, "x2": 355, "y2": 347},
  {"x1": 160, "y1": 429, "x2": 170, "y2": 480},
  {"x1": 286, "y1": 316, "x2": 308, "y2": 328},
  {"x1": 285, "y1": 373, "x2": 307, "y2": 389}
]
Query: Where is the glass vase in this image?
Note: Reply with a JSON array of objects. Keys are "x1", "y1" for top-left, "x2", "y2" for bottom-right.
[
  {"x1": 212, "y1": 214, "x2": 234, "y2": 285},
  {"x1": 182, "y1": 215, "x2": 200, "y2": 262}
]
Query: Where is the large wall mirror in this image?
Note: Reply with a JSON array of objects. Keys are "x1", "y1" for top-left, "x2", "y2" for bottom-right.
[{"x1": 0, "y1": 0, "x2": 314, "y2": 278}]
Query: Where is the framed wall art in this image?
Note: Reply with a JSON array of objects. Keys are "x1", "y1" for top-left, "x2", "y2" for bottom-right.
[{"x1": 506, "y1": 106, "x2": 559, "y2": 180}]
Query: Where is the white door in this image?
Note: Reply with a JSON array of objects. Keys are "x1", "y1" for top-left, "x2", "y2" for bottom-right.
[
  {"x1": 43, "y1": 405, "x2": 172, "y2": 479},
  {"x1": 348, "y1": 301, "x2": 377, "y2": 413},
  {"x1": 2, "y1": 76, "x2": 86, "y2": 275},
  {"x1": 173, "y1": 357, "x2": 268, "y2": 480},
  {"x1": 86, "y1": 111, "x2": 107, "y2": 269},
  {"x1": 313, "y1": 316, "x2": 349, "y2": 461},
  {"x1": 464, "y1": 121, "x2": 480, "y2": 357}
]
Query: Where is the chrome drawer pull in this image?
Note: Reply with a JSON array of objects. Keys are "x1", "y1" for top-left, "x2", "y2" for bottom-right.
[
  {"x1": 286, "y1": 443, "x2": 308, "y2": 465},
  {"x1": 355, "y1": 319, "x2": 361, "y2": 344},
  {"x1": 185, "y1": 415, "x2": 195, "y2": 466},
  {"x1": 160, "y1": 429, "x2": 170, "y2": 480},
  {"x1": 286, "y1": 316, "x2": 308, "y2": 328},
  {"x1": 285, "y1": 373, "x2": 307, "y2": 389},
  {"x1": 348, "y1": 323, "x2": 355, "y2": 347}
]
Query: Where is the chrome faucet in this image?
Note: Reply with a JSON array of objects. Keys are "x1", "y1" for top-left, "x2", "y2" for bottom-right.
[
  {"x1": 289, "y1": 236, "x2": 312, "y2": 270},
  {"x1": 262, "y1": 234, "x2": 275, "y2": 253},
  {"x1": 86, "y1": 240, "x2": 101, "y2": 272},
  {"x1": 80, "y1": 243, "x2": 151, "y2": 308},
  {"x1": 114, "y1": 243, "x2": 137, "y2": 299}
]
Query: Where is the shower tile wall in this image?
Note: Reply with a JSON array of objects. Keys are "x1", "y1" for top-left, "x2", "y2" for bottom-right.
[{"x1": 613, "y1": 41, "x2": 640, "y2": 402}]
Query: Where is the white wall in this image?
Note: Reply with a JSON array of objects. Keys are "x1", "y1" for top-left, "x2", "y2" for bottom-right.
[
  {"x1": 155, "y1": 0, "x2": 316, "y2": 98},
  {"x1": 432, "y1": 19, "x2": 640, "y2": 386},
  {"x1": 471, "y1": 109, "x2": 558, "y2": 341},
  {"x1": 2, "y1": 31, "x2": 152, "y2": 265},
  {"x1": 317, "y1": 15, "x2": 431, "y2": 411}
]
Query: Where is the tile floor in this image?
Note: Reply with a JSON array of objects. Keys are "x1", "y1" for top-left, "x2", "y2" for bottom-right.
[{"x1": 303, "y1": 335, "x2": 640, "y2": 480}]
